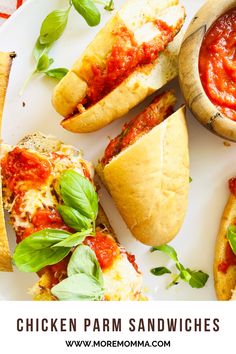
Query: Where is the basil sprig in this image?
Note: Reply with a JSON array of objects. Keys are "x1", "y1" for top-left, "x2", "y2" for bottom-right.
[
  {"x1": 151, "y1": 245, "x2": 209, "y2": 289},
  {"x1": 227, "y1": 225, "x2": 236, "y2": 254},
  {"x1": 59, "y1": 170, "x2": 98, "y2": 221},
  {"x1": 21, "y1": 0, "x2": 115, "y2": 93},
  {"x1": 51, "y1": 245, "x2": 104, "y2": 301},
  {"x1": 13, "y1": 229, "x2": 71, "y2": 272}
]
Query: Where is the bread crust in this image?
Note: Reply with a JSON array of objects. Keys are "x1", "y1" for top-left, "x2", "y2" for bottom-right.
[
  {"x1": 97, "y1": 106, "x2": 189, "y2": 246},
  {"x1": 52, "y1": 0, "x2": 185, "y2": 133},
  {"x1": 214, "y1": 195, "x2": 236, "y2": 300},
  {"x1": 0, "y1": 52, "x2": 13, "y2": 272}
]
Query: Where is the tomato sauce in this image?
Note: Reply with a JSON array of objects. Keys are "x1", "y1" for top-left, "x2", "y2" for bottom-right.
[
  {"x1": 1, "y1": 147, "x2": 51, "y2": 193},
  {"x1": 78, "y1": 21, "x2": 173, "y2": 110},
  {"x1": 21, "y1": 208, "x2": 71, "y2": 242},
  {"x1": 199, "y1": 8, "x2": 236, "y2": 121},
  {"x1": 84, "y1": 232, "x2": 120, "y2": 270},
  {"x1": 101, "y1": 92, "x2": 174, "y2": 165}
]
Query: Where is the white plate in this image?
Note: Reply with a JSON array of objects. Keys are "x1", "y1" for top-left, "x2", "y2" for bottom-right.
[{"x1": 0, "y1": 0, "x2": 232, "y2": 301}]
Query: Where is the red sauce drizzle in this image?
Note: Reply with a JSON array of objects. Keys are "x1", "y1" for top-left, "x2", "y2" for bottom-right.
[
  {"x1": 1, "y1": 147, "x2": 51, "y2": 193},
  {"x1": 84, "y1": 232, "x2": 120, "y2": 270},
  {"x1": 199, "y1": 8, "x2": 236, "y2": 121},
  {"x1": 79, "y1": 21, "x2": 174, "y2": 109}
]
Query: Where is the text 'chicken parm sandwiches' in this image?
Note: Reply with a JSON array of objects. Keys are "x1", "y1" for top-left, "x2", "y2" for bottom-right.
[
  {"x1": 52, "y1": 0, "x2": 186, "y2": 133},
  {"x1": 96, "y1": 91, "x2": 189, "y2": 246},
  {"x1": 0, "y1": 132, "x2": 145, "y2": 301}
]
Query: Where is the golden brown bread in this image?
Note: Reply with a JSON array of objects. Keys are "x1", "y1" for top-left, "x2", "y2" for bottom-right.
[
  {"x1": 96, "y1": 106, "x2": 189, "y2": 246},
  {"x1": 52, "y1": 0, "x2": 185, "y2": 133},
  {"x1": 0, "y1": 52, "x2": 14, "y2": 272},
  {"x1": 214, "y1": 194, "x2": 236, "y2": 300}
]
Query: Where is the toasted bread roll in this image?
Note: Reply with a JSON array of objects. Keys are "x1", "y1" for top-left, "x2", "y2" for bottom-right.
[
  {"x1": 52, "y1": 0, "x2": 186, "y2": 133},
  {"x1": 214, "y1": 195, "x2": 236, "y2": 300},
  {"x1": 97, "y1": 102, "x2": 189, "y2": 246},
  {"x1": 0, "y1": 52, "x2": 14, "y2": 272}
]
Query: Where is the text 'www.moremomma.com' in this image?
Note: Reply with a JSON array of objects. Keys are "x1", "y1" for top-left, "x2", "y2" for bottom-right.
[{"x1": 65, "y1": 339, "x2": 171, "y2": 349}]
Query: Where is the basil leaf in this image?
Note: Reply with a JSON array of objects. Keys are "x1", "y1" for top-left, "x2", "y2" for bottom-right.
[
  {"x1": 187, "y1": 270, "x2": 209, "y2": 288},
  {"x1": 72, "y1": 0, "x2": 101, "y2": 27},
  {"x1": 189, "y1": 177, "x2": 193, "y2": 183},
  {"x1": 60, "y1": 170, "x2": 98, "y2": 220},
  {"x1": 151, "y1": 245, "x2": 178, "y2": 263},
  {"x1": 45, "y1": 68, "x2": 69, "y2": 80},
  {"x1": 36, "y1": 53, "x2": 51, "y2": 72},
  {"x1": 227, "y1": 225, "x2": 236, "y2": 254},
  {"x1": 51, "y1": 273, "x2": 104, "y2": 301},
  {"x1": 40, "y1": 8, "x2": 70, "y2": 45},
  {"x1": 13, "y1": 229, "x2": 71, "y2": 272},
  {"x1": 68, "y1": 245, "x2": 103, "y2": 284},
  {"x1": 33, "y1": 38, "x2": 52, "y2": 61},
  {"x1": 57, "y1": 205, "x2": 92, "y2": 231},
  {"x1": 53, "y1": 229, "x2": 93, "y2": 248},
  {"x1": 104, "y1": 0, "x2": 114, "y2": 11},
  {"x1": 150, "y1": 267, "x2": 171, "y2": 276}
]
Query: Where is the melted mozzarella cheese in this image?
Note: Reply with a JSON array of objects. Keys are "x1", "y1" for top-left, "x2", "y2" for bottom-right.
[{"x1": 103, "y1": 253, "x2": 143, "y2": 301}]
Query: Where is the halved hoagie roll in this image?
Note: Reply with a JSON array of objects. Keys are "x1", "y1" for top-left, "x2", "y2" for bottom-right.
[
  {"x1": 0, "y1": 51, "x2": 14, "y2": 272},
  {"x1": 96, "y1": 91, "x2": 189, "y2": 246},
  {"x1": 214, "y1": 185, "x2": 236, "y2": 301},
  {"x1": 52, "y1": 0, "x2": 186, "y2": 133}
]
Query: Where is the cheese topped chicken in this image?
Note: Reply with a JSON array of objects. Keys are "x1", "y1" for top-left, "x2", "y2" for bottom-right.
[{"x1": 1, "y1": 132, "x2": 145, "y2": 301}]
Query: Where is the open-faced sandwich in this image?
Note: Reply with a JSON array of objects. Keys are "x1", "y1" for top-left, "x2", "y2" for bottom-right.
[
  {"x1": 96, "y1": 91, "x2": 189, "y2": 246},
  {"x1": 0, "y1": 132, "x2": 145, "y2": 300},
  {"x1": 214, "y1": 178, "x2": 236, "y2": 301},
  {"x1": 52, "y1": 0, "x2": 186, "y2": 133},
  {"x1": 0, "y1": 51, "x2": 14, "y2": 272}
]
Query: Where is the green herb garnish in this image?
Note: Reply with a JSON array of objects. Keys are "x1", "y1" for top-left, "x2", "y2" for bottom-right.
[
  {"x1": 151, "y1": 245, "x2": 209, "y2": 289},
  {"x1": 52, "y1": 244, "x2": 104, "y2": 300},
  {"x1": 21, "y1": 0, "x2": 115, "y2": 93}
]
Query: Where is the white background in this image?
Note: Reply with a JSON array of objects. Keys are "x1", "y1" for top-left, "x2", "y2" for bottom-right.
[{"x1": 0, "y1": 0, "x2": 235, "y2": 301}]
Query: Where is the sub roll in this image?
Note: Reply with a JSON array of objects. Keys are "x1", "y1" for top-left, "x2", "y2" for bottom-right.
[
  {"x1": 96, "y1": 91, "x2": 189, "y2": 246},
  {"x1": 52, "y1": 0, "x2": 186, "y2": 133}
]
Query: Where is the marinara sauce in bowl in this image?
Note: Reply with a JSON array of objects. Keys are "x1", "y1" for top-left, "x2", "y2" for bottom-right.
[{"x1": 179, "y1": 0, "x2": 236, "y2": 142}]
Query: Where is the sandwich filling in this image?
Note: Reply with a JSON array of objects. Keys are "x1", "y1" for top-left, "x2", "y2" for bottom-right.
[
  {"x1": 1, "y1": 133, "x2": 143, "y2": 301},
  {"x1": 73, "y1": 5, "x2": 185, "y2": 116},
  {"x1": 101, "y1": 91, "x2": 176, "y2": 166}
]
